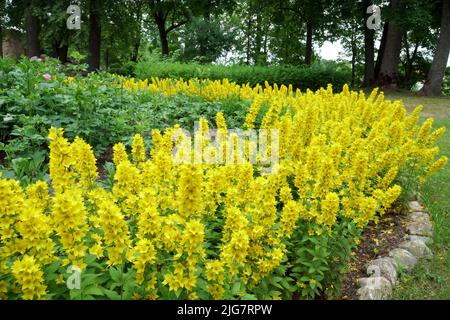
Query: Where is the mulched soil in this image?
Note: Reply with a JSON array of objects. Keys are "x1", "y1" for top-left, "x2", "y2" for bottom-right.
[{"x1": 339, "y1": 205, "x2": 409, "y2": 300}]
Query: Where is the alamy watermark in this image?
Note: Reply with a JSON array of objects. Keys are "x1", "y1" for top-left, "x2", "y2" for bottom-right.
[
  {"x1": 66, "y1": 265, "x2": 81, "y2": 290},
  {"x1": 66, "y1": 5, "x2": 81, "y2": 30},
  {"x1": 171, "y1": 122, "x2": 279, "y2": 174},
  {"x1": 64, "y1": 4, "x2": 382, "y2": 31},
  {"x1": 366, "y1": 4, "x2": 381, "y2": 30}
]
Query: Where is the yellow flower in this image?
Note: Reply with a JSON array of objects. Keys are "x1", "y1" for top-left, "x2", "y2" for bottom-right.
[
  {"x1": 319, "y1": 192, "x2": 340, "y2": 227},
  {"x1": 0, "y1": 280, "x2": 8, "y2": 300},
  {"x1": 205, "y1": 260, "x2": 225, "y2": 283},
  {"x1": 70, "y1": 137, "x2": 98, "y2": 188},
  {"x1": 132, "y1": 134, "x2": 146, "y2": 166},
  {"x1": 278, "y1": 200, "x2": 300, "y2": 238},
  {"x1": 52, "y1": 189, "x2": 88, "y2": 268},
  {"x1": 48, "y1": 127, "x2": 76, "y2": 193},
  {"x1": 129, "y1": 239, "x2": 156, "y2": 284},
  {"x1": 11, "y1": 255, "x2": 47, "y2": 300},
  {"x1": 176, "y1": 164, "x2": 203, "y2": 218},
  {"x1": 113, "y1": 142, "x2": 129, "y2": 166}
]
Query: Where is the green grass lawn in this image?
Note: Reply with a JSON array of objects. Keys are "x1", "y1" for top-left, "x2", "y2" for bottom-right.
[{"x1": 383, "y1": 92, "x2": 449, "y2": 300}]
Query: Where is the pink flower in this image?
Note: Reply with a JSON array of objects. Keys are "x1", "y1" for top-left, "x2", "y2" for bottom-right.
[{"x1": 42, "y1": 74, "x2": 52, "y2": 81}]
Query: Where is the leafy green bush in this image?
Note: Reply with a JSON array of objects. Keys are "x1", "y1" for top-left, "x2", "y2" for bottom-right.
[{"x1": 135, "y1": 60, "x2": 352, "y2": 91}]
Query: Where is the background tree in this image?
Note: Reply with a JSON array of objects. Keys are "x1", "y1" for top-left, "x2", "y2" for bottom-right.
[
  {"x1": 361, "y1": 0, "x2": 376, "y2": 88},
  {"x1": 0, "y1": 0, "x2": 447, "y2": 93},
  {"x1": 180, "y1": 0, "x2": 237, "y2": 63},
  {"x1": 376, "y1": 0, "x2": 404, "y2": 89},
  {"x1": 88, "y1": 0, "x2": 102, "y2": 71},
  {"x1": 0, "y1": 0, "x2": 5, "y2": 58},
  {"x1": 147, "y1": 0, "x2": 193, "y2": 56},
  {"x1": 279, "y1": 0, "x2": 327, "y2": 65},
  {"x1": 38, "y1": 0, "x2": 75, "y2": 63},
  {"x1": 421, "y1": 0, "x2": 450, "y2": 96},
  {"x1": 24, "y1": 0, "x2": 41, "y2": 57}
]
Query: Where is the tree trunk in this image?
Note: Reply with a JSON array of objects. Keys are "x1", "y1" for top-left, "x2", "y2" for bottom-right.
[
  {"x1": 351, "y1": 31, "x2": 357, "y2": 88},
  {"x1": 245, "y1": 14, "x2": 251, "y2": 65},
  {"x1": 155, "y1": 15, "x2": 169, "y2": 56},
  {"x1": 25, "y1": 0, "x2": 41, "y2": 58},
  {"x1": 131, "y1": 5, "x2": 142, "y2": 62},
  {"x1": 158, "y1": 25, "x2": 169, "y2": 56},
  {"x1": 131, "y1": 41, "x2": 140, "y2": 62},
  {"x1": 404, "y1": 36, "x2": 419, "y2": 85},
  {"x1": 104, "y1": 47, "x2": 109, "y2": 69},
  {"x1": 58, "y1": 44, "x2": 68, "y2": 63},
  {"x1": 0, "y1": 23, "x2": 3, "y2": 58},
  {"x1": 421, "y1": 0, "x2": 450, "y2": 96},
  {"x1": 51, "y1": 40, "x2": 60, "y2": 59},
  {"x1": 305, "y1": 21, "x2": 313, "y2": 65},
  {"x1": 203, "y1": 0, "x2": 211, "y2": 20},
  {"x1": 263, "y1": 29, "x2": 268, "y2": 61},
  {"x1": 51, "y1": 40, "x2": 68, "y2": 63},
  {"x1": 361, "y1": 0, "x2": 375, "y2": 87},
  {"x1": 376, "y1": 0, "x2": 403, "y2": 90},
  {"x1": 374, "y1": 22, "x2": 389, "y2": 78},
  {"x1": 254, "y1": 5, "x2": 262, "y2": 65},
  {"x1": 88, "y1": 0, "x2": 101, "y2": 71},
  {"x1": 0, "y1": 0, "x2": 3, "y2": 58}
]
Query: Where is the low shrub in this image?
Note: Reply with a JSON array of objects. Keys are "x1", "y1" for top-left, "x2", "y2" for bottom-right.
[{"x1": 134, "y1": 60, "x2": 352, "y2": 91}]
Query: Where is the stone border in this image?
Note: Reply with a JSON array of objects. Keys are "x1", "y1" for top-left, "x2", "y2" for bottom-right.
[{"x1": 356, "y1": 200, "x2": 433, "y2": 300}]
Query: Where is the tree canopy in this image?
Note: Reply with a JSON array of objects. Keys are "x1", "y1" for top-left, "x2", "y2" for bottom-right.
[{"x1": 1, "y1": 0, "x2": 449, "y2": 95}]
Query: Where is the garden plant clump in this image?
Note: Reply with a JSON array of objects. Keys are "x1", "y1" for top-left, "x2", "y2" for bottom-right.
[{"x1": 0, "y1": 66, "x2": 447, "y2": 300}]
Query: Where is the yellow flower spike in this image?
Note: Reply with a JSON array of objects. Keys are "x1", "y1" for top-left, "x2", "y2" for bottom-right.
[
  {"x1": 113, "y1": 142, "x2": 129, "y2": 166},
  {"x1": 52, "y1": 189, "x2": 88, "y2": 267},
  {"x1": 70, "y1": 137, "x2": 99, "y2": 189},
  {"x1": 132, "y1": 133, "x2": 146, "y2": 166},
  {"x1": 11, "y1": 255, "x2": 47, "y2": 300},
  {"x1": 48, "y1": 127, "x2": 76, "y2": 193}
]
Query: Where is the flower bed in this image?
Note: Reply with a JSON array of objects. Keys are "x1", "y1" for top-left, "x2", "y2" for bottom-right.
[{"x1": 0, "y1": 83, "x2": 447, "y2": 300}]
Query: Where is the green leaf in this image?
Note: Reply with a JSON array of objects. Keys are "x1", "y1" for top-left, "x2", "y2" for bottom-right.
[
  {"x1": 231, "y1": 281, "x2": 241, "y2": 295},
  {"x1": 109, "y1": 267, "x2": 122, "y2": 283},
  {"x1": 83, "y1": 286, "x2": 104, "y2": 296},
  {"x1": 174, "y1": 288, "x2": 183, "y2": 299},
  {"x1": 69, "y1": 289, "x2": 82, "y2": 300},
  {"x1": 197, "y1": 290, "x2": 210, "y2": 300},
  {"x1": 82, "y1": 274, "x2": 100, "y2": 287},
  {"x1": 102, "y1": 288, "x2": 121, "y2": 300},
  {"x1": 268, "y1": 290, "x2": 282, "y2": 297},
  {"x1": 45, "y1": 261, "x2": 61, "y2": 274}
]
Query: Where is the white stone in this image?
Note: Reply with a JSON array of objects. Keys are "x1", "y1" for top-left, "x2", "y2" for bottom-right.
[
  {"x1": 398, "y1": 240, "x2": 432, "y2": 259},
  {"x1": 366, "y1": 257, "x2": 398, "y2": 284},
  {"x1": 408, "y1": 201, "x2": 423, "y2": 212},
  {"x1": 389, "y1": 248, "x2": 418, "y2": 271},
  {"x1": 404, "y1": 235, "x2": 433, "y2": 245},
  {"x1": 407, "y1": 211, "x2": 431, "y2": 223},
  {"x1": 406, "y1": 220, "x2": 433, "y2": 237},
  {"x1": 357, "y1": 277, "x2": 392, "y2": 300}
]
